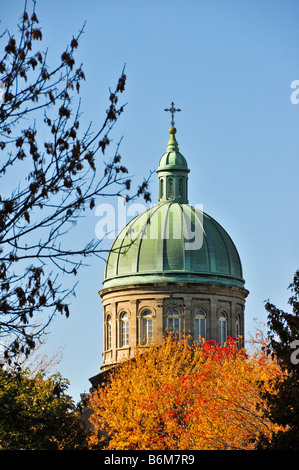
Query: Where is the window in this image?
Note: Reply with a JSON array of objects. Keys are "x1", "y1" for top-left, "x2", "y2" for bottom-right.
[
  {"x1": 167, "y1": 309, "x2": 180, "y2": 334},
  {"x1": 218, "y1": 312, "x2": 227, "y2": 346},
  {"x1": 236, "y1": 314, "x2": 241, "y2": 338},
  {"x1": 168, "y1": 178, "x2": 173, "y2": 198},
  {"x1": 194, "y1": 310, "x2": 206, "y2": 342},
  {"x1": 178, "y1": 178, "x2": 183, "y2": 198},
  {"x1": 106, "y1": 314, "x2": 112, "y2": 350},
  {"x1": 141, "y1": 309, "x2": 153, "y2": 344},
  {"x1": 120, "y1": 312, "x2": 129, "y2": 347},
  {"x1": 160, "y1": 179, "x2": 164, "y2": 198}
]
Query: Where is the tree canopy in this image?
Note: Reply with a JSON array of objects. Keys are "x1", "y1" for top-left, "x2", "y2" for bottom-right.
[
  {"x1": 256, "y1": 270, "x2": 299, "y2": 449},
  {"x1": 88, "y1": 334, "x2": 285, "y2": 450},
  {"x1": 0, "y1": 366, "x2": 90, "y2": 449}
]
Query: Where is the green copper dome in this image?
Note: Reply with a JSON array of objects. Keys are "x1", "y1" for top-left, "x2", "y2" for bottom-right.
[
  {"x1": 102, "y1": 127, "x2": 245, "y2": 291},
  {"x1": 157, "y1": 127, "x2": 189, "y2": 172},
  {"x1": 103, "y1": 205, "x2": 245, "y2": 290}
]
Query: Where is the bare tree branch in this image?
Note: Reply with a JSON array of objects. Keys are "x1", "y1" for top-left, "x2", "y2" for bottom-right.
[{"x1": 0, "y1": 1, "x2": 151, "y2": 363}]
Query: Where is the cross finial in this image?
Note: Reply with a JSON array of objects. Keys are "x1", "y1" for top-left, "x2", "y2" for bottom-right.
[{"x1": 164, "y1": 101, "x2": 181, "y2": 127}]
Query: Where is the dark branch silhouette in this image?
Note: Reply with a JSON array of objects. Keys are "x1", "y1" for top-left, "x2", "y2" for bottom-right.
[{"x1": 0, "y1": 2, "x2": 151, "y2": 363}]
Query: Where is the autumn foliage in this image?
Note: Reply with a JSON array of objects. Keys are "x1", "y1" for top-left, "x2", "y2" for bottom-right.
[{"x1": 88, "y1": 334, "x2": 285, "y2": 450}]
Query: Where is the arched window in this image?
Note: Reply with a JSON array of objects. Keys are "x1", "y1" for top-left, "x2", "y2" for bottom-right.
[
  {"x1": 106, "y1": 314, "x2": 112, "y2": 350},
  {"x1": 178, "y1": 178, "x2": 183, "y2": 198},
  {"x1": 194, "y1": 310, "x2": 206, "y2": 342},
  {"x1": 236, "y1": 314, "x2": 241, "y2": 338},
  {"x1": 218, "y1": 312, "x2": 227, "y2": 346},
  {"x1": 160, "y1": 178, "x2": 164, "y2": 198},
  {"x1": 167, "y1": 309, "x2": 180, "y2": 334},
  {"x1": 168, "y1": 177, "x2": 173, "y2": 198},
  {"x1": 141, "y1": 309, "x2": 153, "y2": 344},
  {"x1": 120, "y1": 312, "x2": 129, "y2": 347}
]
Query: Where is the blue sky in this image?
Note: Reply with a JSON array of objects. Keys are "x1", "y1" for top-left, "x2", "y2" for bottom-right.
[{"x1": 2, "y1": 0, "x2": 299, "y2": 402}]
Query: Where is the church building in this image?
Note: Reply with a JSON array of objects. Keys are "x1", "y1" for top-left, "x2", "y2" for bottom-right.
[{"x1": 90, "y1": 106, "x2": 248, "y2": 385}]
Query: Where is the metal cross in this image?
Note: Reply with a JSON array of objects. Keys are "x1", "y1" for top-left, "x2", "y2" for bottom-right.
[{"x1": 164, "y1": 101, "x2": 181, "y2": 127}]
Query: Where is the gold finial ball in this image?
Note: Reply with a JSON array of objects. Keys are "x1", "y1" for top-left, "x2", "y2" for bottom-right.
[{"x1": 169, "y1": 126, "x2": 177, "y2": 135}]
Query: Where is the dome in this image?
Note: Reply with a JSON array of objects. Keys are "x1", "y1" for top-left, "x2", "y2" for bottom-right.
[
  {"x1": 157, "y1": 127, "x2": 189, "y2": 171},
  {"x1": 103, "y1": 202, "x2": 245, "y2": 290},
  {"x1": 102, "y1": 124, "x2": 245, "y2": 292}
]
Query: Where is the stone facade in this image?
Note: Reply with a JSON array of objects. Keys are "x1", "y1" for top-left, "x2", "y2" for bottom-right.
[{"x1": 99, "y1": 282, "x2": 248, "y2": 371}]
